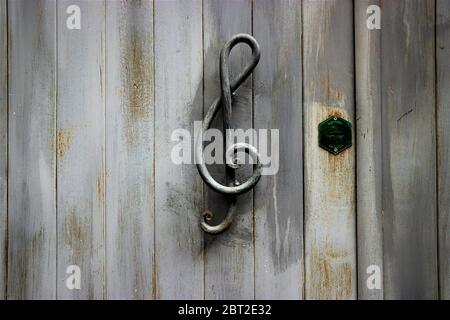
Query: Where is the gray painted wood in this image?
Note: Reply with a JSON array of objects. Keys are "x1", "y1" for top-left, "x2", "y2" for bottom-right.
[
  {"x1": 381, "y1": 0, "x2": 438, "y2": 299},
  {"x1": 354, "y1": 0, "x2": 383, "y2": 300},
  {"x1": 56, "y1": 0, "x2": 105, "y2": 299},
  {"x1": 203, "y1": 0, "x2": 254, "y2": 300},
  {"x1": 303, "y1": 0, "x2": 356, "y2": 299},
  {"x1": 0, "y1": 0, "x2": 6, "y2": 299},
  {"x1": 105, "y1": 0, "x2": 154, "y2": 300},
  {"x1": 253, "y1": 0, "x2": 303, "y2": 300},
  {"x1": 1, "y1": 0, "x2": 447, "y2": 300},
  {"x1": 436, "y1": 0, "x2": 450, "y2": 300},
  {"x1": 7, "y1": 0, "x2": 57, "y2": 299},
  {"x1": 154, "y1": 0, "x2": 204, "y2": 299}
]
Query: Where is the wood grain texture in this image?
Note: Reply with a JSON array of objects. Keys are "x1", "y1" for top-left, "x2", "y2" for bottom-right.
[
  {"x1": 7, "y1": 0, "x2": 57, "y2": 299},
  {"x1": 436, "y1": 0, "x2": 449, "y2": 300},
  {"x1": 56, "y1": 0, "x2": 105, "y2": 299},
  {"x1": 381, "y1": 0, "x2": 438, "y2": 299},
  {"x1": 105, "y1": 0, "x2": 154, "y2": 300},
  {"x1": 354, "y1": 0, "x2": 383, "y2": 300},
  {"x1": 0, "y1": 0, "x2": 6, "y2": 299},
  {"x1": 303, "y1": 0, "x2": 356, "y2": 300},
  {"x1": 1, "y1": 0, "x2": 447, "y2": 300},
  {"x1": 253, "y1": 0, "x2": 303, "y2": 300},
  {"x1": 154, "y1": 0, "x2": 204, "y2": 299},
  {"x1": 203, "y1": 0, "x2": 253, "y2": 300}
]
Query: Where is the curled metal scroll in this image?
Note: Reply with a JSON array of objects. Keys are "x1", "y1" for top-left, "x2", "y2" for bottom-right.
[{"x1": 196, "y1": 34, "x2": 262, "y2": 234}]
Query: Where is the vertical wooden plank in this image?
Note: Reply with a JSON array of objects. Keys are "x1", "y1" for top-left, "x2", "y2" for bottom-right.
[
  {"x1": 154, "y1": 0, "x2": 203, "y2": 299},
  {"x1": 303, "y1": 0, "x2": 356, "y2": 299},
  {"x1": 105, "y1": 0, "x2": 154, "y2": 299},
  {"x1": 0, "y1": 0, "x2": 6, "y2": 299},
  {"x1": 8, "y1": 0, "x2": 56, "y2": 299},
  {"x1": 354, "y1": 0, "x2": 383, "y2": 299},
  {"x1": 203, "y1": 0, "x2": 253, "y2": 300},
  {"x1": 253, "y1": 0, "x2": 304, "y2": 299},
  {"x1": 381, "y1": 0, "x2": 437, "y2": 299},
  {"x1": 57, "y1": 0, "x2": 105, "y2": 299},
  {"x1": 437, "y1": 0, "x2": 450, "y2": 300}
]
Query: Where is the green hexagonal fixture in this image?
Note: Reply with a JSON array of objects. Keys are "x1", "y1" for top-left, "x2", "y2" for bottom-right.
[{"x1": 318, "y1": 116, "x2": 352, "y2": 155}]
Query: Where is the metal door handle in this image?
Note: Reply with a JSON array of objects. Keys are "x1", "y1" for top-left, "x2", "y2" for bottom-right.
[{"x1": 195, "y1": 34, "x2": 262, "y2": 234}]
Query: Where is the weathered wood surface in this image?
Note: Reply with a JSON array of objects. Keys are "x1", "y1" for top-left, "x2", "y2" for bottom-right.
[
  {"x1": 105, "y1": 0, "x2": 154, "y2": 300},
  {"x1": 381, "y1": 0, "x2": 438, "y2": 299},
  {"x1": 303, "y1": 0, "x2": 356, "y2": 299},
  {"x1": 1, "y1": 0, "x2": 447, "y2": 300},
  {"x1": 7, "y1": 0, "x2": 57, "y2": 299},
  {"x1": 253, "y1": 0, "x2": 304, "y2": 299},
  {"x1": 437, "y1": 0, "x2": 450, "y2": 300},
  {"x1": 354, "y1": 0, "x2": 383, "y2": 300},
  {"x1": 154, "y1": 0, "x2": 204, "y2": 299},
  {"x1": 0, "y1": 0, "x2": 6, "y2": 299},
  {"x1": 56, "y1": 0, "x2": 105, "y2": 299},
  {"x1": 203, "y1": 0, "x2": 254, "y2": 300}
]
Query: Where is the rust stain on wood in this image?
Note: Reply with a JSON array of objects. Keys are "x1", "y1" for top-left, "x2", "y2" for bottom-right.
[
  {"x1": 316, "y1": 105, "x2": 354, "y2": 227},
  {"x1": 309, "y1": 245, "x2": 353, "y2": 299},
  {"x1": 97, "y1": 171, "x2": 105, "y2": 205},
  {"x1": 64, "y1": 210, "x2": 88, "y2": 256},
  {"x1": 56, "y1": 128, "x2": 73, "y2": 158},
  {"x1": 305, "y1": 102, "x2": 355, "y2": 299}
]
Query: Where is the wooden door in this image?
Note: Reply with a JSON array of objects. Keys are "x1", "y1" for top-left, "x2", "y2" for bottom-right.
[{"x1": 0, "y1": 0, "x2": 446, "y2": 300}]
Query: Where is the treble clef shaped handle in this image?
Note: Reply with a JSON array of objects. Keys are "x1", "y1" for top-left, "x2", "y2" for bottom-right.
[{"x1": 196, "y1": 34, "x2": 262, "y2": 234}]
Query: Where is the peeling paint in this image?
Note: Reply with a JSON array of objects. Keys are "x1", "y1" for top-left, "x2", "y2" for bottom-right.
[{"x1": 120, "y1": 27, "x2": 153, "y2": 147}]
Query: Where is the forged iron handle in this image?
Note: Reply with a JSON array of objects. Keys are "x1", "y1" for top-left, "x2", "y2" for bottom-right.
[{"x1": 195, "y1": 34, "x2": 262, "y2": 234}]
